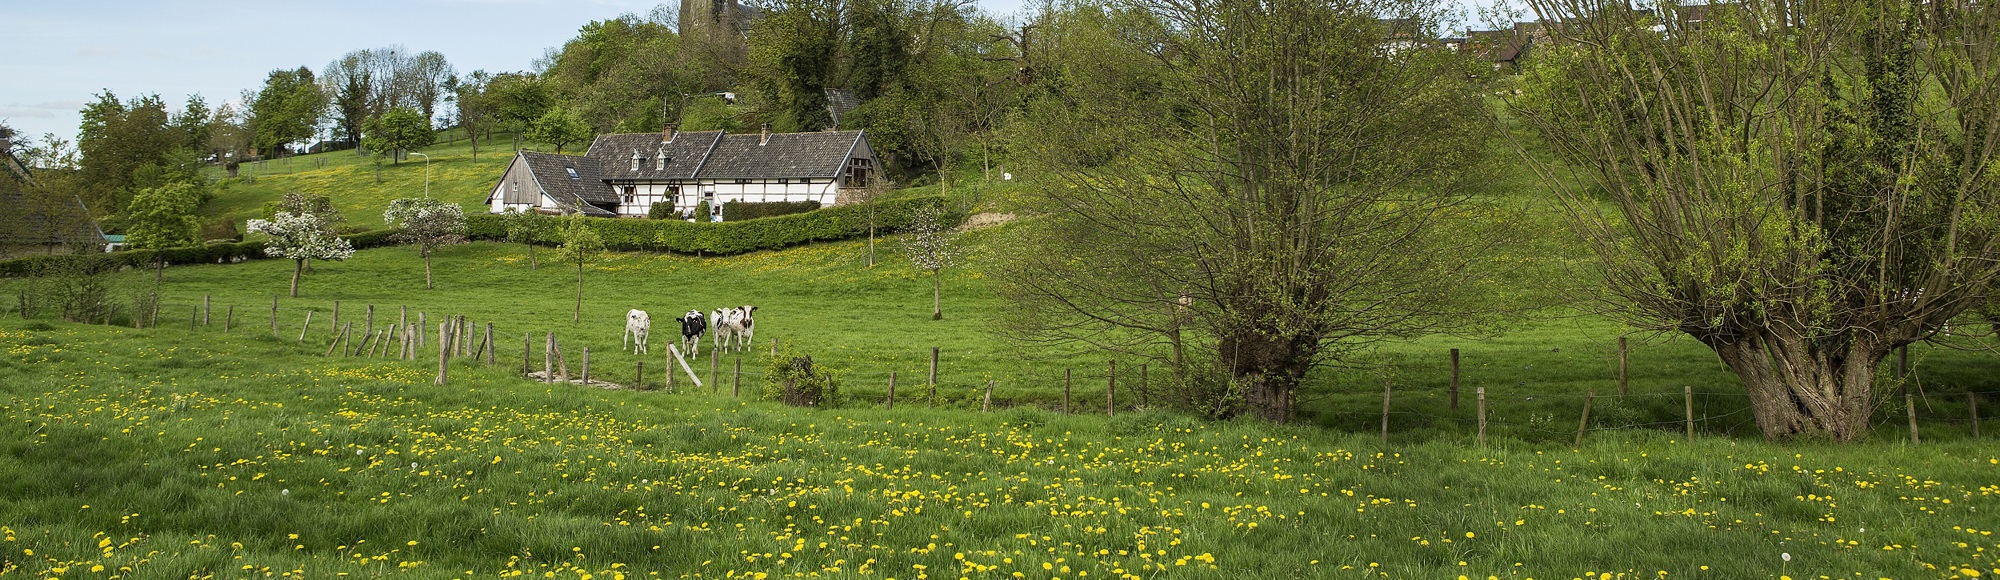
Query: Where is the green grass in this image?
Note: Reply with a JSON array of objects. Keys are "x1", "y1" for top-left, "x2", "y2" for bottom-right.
[
  {"x1": 3, "y1": 312, "x2": 1999, "y2": 579},
  {"x1": 205, "y1": 135, "x2": 517, "y2": 231}
]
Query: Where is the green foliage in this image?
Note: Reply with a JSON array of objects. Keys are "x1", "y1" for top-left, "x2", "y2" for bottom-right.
[
  {"x1": 122, "y1": 182, "x2": 206, "y2": 250},
  {"x1": 676, "y1": 97, "x2": 742, "y2": 132},
  {"x1": 75, "y1": 91, "x2": 205, "y2": 216},
  {"x1": 544, "y1": 11, "x2": 698, "y2": 132},
  {"x1": 248, "y1": 67, "x2": 325, "y2": 156},
  {"x1": 647, "y1": 200, "x2": 678, "y2": 220},
  {"x1": 760, "y1": 350, "x2": 841, "y2": 407},
  {"x1": 720, "y1": 200, "x2": 820, "y2": 222},
  {"x1": 554, "y1": 213, "x2": 605, "y2": 265},
  {"x1": 0, "y1": 229, "x2": 399, "y2": 278},
  {"x1": 526, "y1": 107, "x2": 594, "y2": 154},
  {"x1": 465, "y1": 195, "x2": 949, "y2": 255},
  {"x1": 361, "y1": 108, "x2": 437, "y2": 162},
  {"x1": 748, "y1": 0, "x2": 840, "y2": 132}
]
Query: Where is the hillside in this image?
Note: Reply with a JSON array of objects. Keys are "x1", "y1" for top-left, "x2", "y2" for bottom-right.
[{"x1": 204, "y1": 136, "x2": 515, "y2": 231}]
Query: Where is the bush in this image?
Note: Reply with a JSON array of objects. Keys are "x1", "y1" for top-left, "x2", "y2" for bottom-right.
[
  {"x1": 464, "y1": 195, "x2": 953, "y2": 256},
  {"x1": 722, "y1": 200, "x2": 820, "y2": 222},
  {"x1": 0, "y1": 229, "x2": 401, "y2": 278},
  {"x1": 762, "y1": 353, "x2": 841, "y2": 408},
  {"x1": 647, "y1": 201, "x2": 679, "y2": 220}
]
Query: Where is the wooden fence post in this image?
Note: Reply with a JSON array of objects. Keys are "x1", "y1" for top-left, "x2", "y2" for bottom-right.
[
  {"x1": 1575, "y1": 391, "x2": 1596, "y2": 449},
  {"x1": 1138, "y1": 363, "x2": 1148, "y2": 407},
  {"x1": 1476, "y1": 386, "x2": 1486, "y2": 449},
  {"x1": 435, "y1": 321, "x2": 450, "y2": 386},
  {"x1": 191, "y1": 305, "x2": 198, "y2": 330},
  {"x1": 1064, "y1": 369, "x2": 1072, "y2": 414},
  {"x1": 983, "y1": 380, "x2": 995, "y2": 412},
  {"x1": 399, "y1": 306, "x2": 407, "y2": 342},
  {"x1": 523, "y1": 333, "x2": 532, "y2": 376},
  {"x1": 1685, "y1": 386, "x2": 1695, "y2": 439},
  {"x1": 886, "y1": 372, "x2": 897, "y2": 410},
  {"x1": 582, "y1": 347, "x2": 591, "y2": 385},
  {"x1": 365, "y1": 305, "x2": 374, "y2": 341},
  {"x1": 1971, "y1": 393, "x2": 1981, "y2": 439},
  {"x1": 1906, "y1": 391, "x2": 1920, "y2": 444},
  {"x1": 418, "y1": 312, "x2": 426, "y2": 348},
  {"x1": 1449, "y1": 348, "x2": 1461, "y2": 412},
  {"x1": 1380, "y1": 379, "x2": 1392, "y2": 444},
  {"x1": 1618, "y1": 336, "x2": 1629, "y2": 396},
  {"x1": 203, "y1": 295, "x2": 210, "y2": 326},
  {"x1": 554, "y1": 335, "x2": 569, "y2": 381},
  {"x1": 225, "y1": 305, "x2": 234, "y2": 333},
  {"x1": 929, "y1": 347, "x2": 940, "y2": 408},
  {"x1": 271, "y1": 297, "x2": 279, "y2": 336},
  {"x1": 485, "y1": 323, "x2": 496, "y2": 364},
  {"x1": 544, "y1": 332, "x2": 555, "y2": 383},
  {"x1": 734, "y1": 357, "x2": 742, "y2": 397},
  {"x1": 332, "y1": 301, "x2": 339, "y2": 329},
  {"x1": 1107, "y1": 360, "x2": 1117, "y2": 417},
  {"x1": 323, "y1": 323, "x2": 349, "y2": 357},
  {"x1": 710, "y1": 349, "x2": 719, "y2": 393},
  {"x1": 298, "y1": 310, "x2": 313, "y2": 343}
]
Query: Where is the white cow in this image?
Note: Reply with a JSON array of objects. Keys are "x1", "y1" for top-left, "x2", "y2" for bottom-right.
[
  {"x1": 710, "y1": 305, "x2": 758, "y2": 353},
  {"x1": 624, "y1": 309, "x2": 651, "y2": 354}
]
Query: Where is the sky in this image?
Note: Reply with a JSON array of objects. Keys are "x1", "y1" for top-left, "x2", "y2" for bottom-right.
[{"x1": 0, "y1": 0, "x2": 1033, "y2": 148}]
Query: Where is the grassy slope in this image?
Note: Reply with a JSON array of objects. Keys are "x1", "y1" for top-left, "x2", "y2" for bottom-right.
[{"x1": 206, "y1": 135, "x2": 519, "y2": 231}]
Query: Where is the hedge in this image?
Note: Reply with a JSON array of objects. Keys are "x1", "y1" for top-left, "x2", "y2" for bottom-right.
[
  {"x1": 465, "y1": 195, "x2": 951, "y2": 255},
  {"x1": 0, "y1": 228, "x2": 402, "y2": 278},
  {"x1": 721, "y1": 200, "x2": 821, "y2": 222}
]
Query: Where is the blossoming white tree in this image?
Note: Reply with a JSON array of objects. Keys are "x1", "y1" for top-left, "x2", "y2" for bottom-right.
[
  {"x1": 384, "y1": 198, "x2": 466, "y2": 289},
  {"x1": 248, "y1": 211, "x2": 355, "y2": 297},
  {"x1": 903, "y1": 205, "x2": 959, "y2": 320}
]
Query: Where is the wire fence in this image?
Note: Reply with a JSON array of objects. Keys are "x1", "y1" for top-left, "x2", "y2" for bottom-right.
[{"x1": 11, "y1": 294, "x2": 1994, "y2": 445}]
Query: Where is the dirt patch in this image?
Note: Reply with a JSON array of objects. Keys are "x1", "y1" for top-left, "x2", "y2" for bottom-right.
[{"x1": 958, "y1": 212, "x2": 1017, "y2": 231}]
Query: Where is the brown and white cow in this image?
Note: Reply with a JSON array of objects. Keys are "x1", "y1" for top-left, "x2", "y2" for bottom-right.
[{"x1": 710, "y1": 305, "x2": 758, "y2": 353}]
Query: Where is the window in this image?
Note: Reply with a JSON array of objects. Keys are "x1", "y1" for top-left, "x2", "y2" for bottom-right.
[
  {"x1": 657, "y1": 155, "x2": 669, "y2": 170},
  {"x1": 844, "y1": 157, "x2": 873, "y2": 188},
  {"x1": 623, "y1": 186, "x2": 636, "y2": 203},
  {"x1": 565, "y1": 167, "x2": 579, "y2": 179}
]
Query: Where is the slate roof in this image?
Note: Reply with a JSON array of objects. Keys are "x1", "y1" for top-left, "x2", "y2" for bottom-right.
[
  {"x1": 826, "y1": 89, "x2": 862, "y2": 128},
  {"x1": 696, "y1": 130, "x2": 864, "y2": 180},
  {"x1": 0, "y1": 156, "x2": 107, "y2": 254},
  {"x1": 517, "y1": 151, "x2": 617, "y2": 216},
  {"x1": 586, "y1": 130, "x2": 724, "y2": 181}
]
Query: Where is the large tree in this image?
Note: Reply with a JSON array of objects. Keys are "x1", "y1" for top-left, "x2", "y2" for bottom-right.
[
  {"x1": 527, "y1": 107, "x2": 593, "y2": 154},
  {"x1": 74, "y1": 91, "x2": 184, "y2": 215},
  {"x1": 748, "y1": 0, "x2": 842, "y2": 132},
  {"x1": 487, "y1": 73, "x2": 553, "y2": 151},
  {"x1": 249, "y1": 67, "x2": 325, "y2": 158},
  {"x1": 994, "y1": 0, "x2": 1503, "y2": 422},
  {"x1": 1513, "y1": 0, "x2": 2000, "y2": 441},
  {"x1": 362, "y1": 107, "x2": 436, "y2": 164},
  {"x1": 123, "y1": 182, "x2": 204, "y2": 283}
]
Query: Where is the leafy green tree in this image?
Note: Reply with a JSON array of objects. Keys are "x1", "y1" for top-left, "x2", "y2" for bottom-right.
[
  {"x1": 453, "y1": 71, "x2": 493, "y2": 161},
  {"x1": 326, "y1": 56, "x2": 376, "y2": 152},
  {"x1": 543, "y1": 11, "x2": 700, "y2": 133},
  {"x1": 249, "y1": 67, "x2": 325, "y2": 158},
  {"x1": 384, "y1": 198, "x2": 467, "y2": 289},
  {"x1": 502, "y1": 208, "x2": 546, "y2": 269},
  {"x1": 123, "y1": 182, "x2": 204, "y2": 283},
  {"x1": 1512, "y1": 0, "x2": 2000, "y2": 441},
  {"x1": 555, "y1": 214, "x2": 605, "y2": 322},
  {"x1": 527, "y1": 107, "x2": 594, "y2": 154},
  {"x1": 75, "y1": 91, "x2": 183, "y2": 216},
  {"x1": 362, "y1": 107, "x2": 436, "y2": 164},
  {"x1": 748, "y1": 0, "x2": 841, "y2": 132},
  {"x1": 487, "y1": 73, "x2": 552, "y2": 151},
  {"x1": 994, "y1": 0, "x2": 1506, "y2": 423},
  {"x1": 844, "y1": 0, "x2": 911, "y2": 101}
]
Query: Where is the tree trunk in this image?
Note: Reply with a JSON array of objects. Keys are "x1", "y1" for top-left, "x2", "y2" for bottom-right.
[
  {"x1": 1704, "y1": 331, "x2": 1882, "y2": 442},
  {"x1": 424, "y1": 251, "x2": 434, "y2": 290},
  {"x1": 289, "y1": 259, "x2": 303, "y2": 298},
  {"x1": 931, "y1": 270, "x2": 943, "y2": 320},
  {"x1": 154, "y1": 256, "x2": 165, "y2": 285},
  {"x1": 528, "y1": 243, "x2": 537, "y2": 270},
  {"x1": 574, "y1": 259, "x2": 584, "y2": 323},
  {"x1": 1218, "y1": 324, "x2": 1316, "y2": 423}
]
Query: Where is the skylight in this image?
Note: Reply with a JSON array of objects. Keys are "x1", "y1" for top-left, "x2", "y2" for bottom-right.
[{"x1": 566, "y1": 167, "x2": 579, "y2": 179}]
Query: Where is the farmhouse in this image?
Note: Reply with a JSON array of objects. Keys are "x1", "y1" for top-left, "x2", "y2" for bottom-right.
[
  {"x1": 486, "y1": 125, "x2": 876, "y2": 220},
  {"x1": 0, "y1": 135, "x2": 107, "y2": 258}
]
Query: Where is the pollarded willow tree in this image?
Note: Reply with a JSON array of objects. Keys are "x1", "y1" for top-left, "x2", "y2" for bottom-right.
[
  {"x1": 1513, "y1": 0, "x2": 2000, "y2": 441},
  {"x1": 384, "y1": 197, "x2": 466, "y2": 289},
  {"x1": 993, "y1": 0, "x2": 1512, "y2": 422}
]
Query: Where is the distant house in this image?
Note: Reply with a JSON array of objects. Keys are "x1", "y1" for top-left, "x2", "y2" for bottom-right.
[
  {"x1": 1463, "y1": 22, "x2": 1544, "y2": 70},
  {"x1": 826, "y1": 88, "x2": 863, "y2": 130},
  {"x1": 485, "y1": 124, "x2": 878, "y2": 220},
  {"x1": 0, "y1": 135, "x2": 107, "y2": 258}
]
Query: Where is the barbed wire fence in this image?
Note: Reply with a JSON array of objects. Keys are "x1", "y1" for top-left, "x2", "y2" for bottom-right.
[{"x1": 8, "y1": 293, "x2": 1991, "y2": 445}]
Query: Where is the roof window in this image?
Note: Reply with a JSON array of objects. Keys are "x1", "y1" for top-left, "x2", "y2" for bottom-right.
[{"x1": 565, "y1": 167, "x2": 579, "y2": 179}]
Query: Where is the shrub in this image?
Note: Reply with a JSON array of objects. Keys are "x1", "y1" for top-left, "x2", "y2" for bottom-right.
[
  {"x1": 0, "y1": 229, "x2": 400, "y2": 278},
  {"x1": 762, "y1": 354, "x2": 841, "y2": 408},
  {"x1": 721, "y1": 200, "x2": 820, "y2": 222},
  {"x1": 647, "y1": 201, "x2": 679, "y2": 220}
]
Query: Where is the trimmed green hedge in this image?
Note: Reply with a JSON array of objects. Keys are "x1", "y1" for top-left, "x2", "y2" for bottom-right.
[
  {"x1": 466, "y1": 195, "x2": 950, "y2": 255},
  {"x1": 0, "y1": 228, "x2": 402, "y2": 278},
  {"x1": 722, "y1": 200, "x2": 821, "y2": 222}
]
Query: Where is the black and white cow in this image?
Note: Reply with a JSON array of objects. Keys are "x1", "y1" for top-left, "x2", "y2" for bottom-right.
[
  {"x1": 711, "y1": 305, "x2": 758, "y2": 353},
  {"x1": 674, "y1": 310, "x2": 707, "y2": 357}
]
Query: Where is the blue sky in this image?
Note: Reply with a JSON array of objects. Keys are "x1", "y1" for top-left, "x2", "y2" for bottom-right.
[{"x1": 0, "y1": 0, "x2": 1034, "y2": 147}]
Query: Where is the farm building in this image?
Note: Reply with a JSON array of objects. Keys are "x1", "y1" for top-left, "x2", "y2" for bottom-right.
[
  {"x1": 0, "y1": 135, "x2": 107, "y2": 258},
  {"x1": 485, "y1": 125, "x2": 877, "y2": 221}
]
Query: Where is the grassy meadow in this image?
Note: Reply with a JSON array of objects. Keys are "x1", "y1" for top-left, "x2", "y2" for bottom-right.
[{"x1": 1, "y1": 127, "x2": 1995, "y2": 579}]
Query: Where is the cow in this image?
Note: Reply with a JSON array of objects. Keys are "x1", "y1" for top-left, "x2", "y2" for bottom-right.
[
  {"x1": 674, "y1": 310, "x2": 707, "y2": 357},
  {"x1": 624, "y1": 309, "x2": 651, "y2": 354},
  {"x1": 711, "y1": 305, "x2": 758, "y2": 353}
]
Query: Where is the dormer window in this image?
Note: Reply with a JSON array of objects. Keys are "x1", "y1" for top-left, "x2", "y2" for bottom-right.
[
  {"x1": 630, "y1": 151, "x2": 643, "y2": 172},
  {"x1": 656, "y1": 151, "x2": 669, "y2": 170}
]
